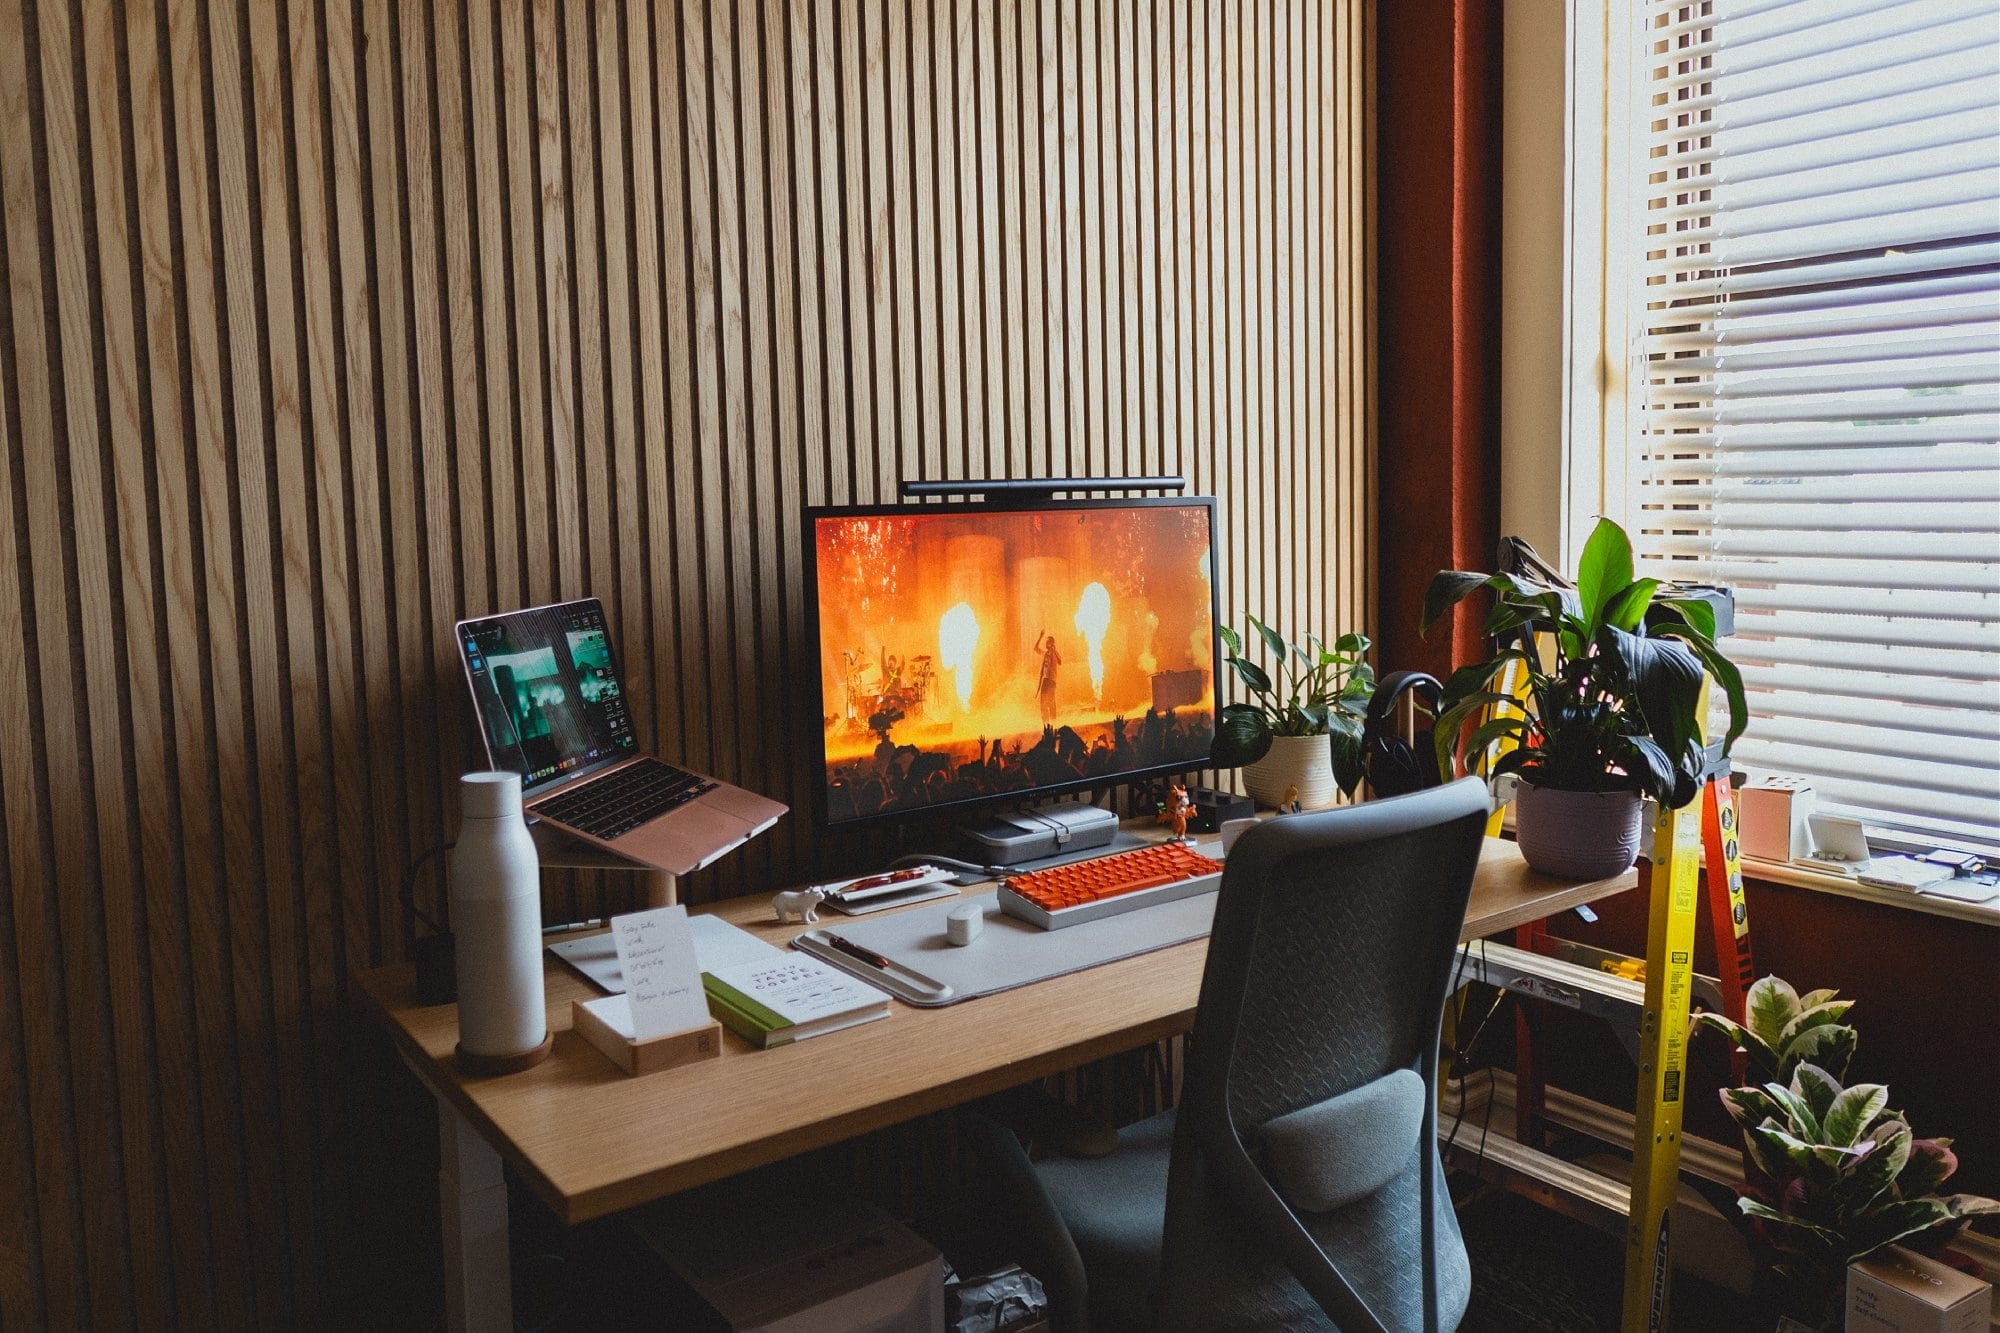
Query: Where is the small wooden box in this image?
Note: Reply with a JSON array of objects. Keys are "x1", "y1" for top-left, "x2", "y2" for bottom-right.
[{"x1": 572, "y1": 995, "x2": 722, "y2": 1077}]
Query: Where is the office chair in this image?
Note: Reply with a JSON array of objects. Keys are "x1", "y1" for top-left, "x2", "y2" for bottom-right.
[{"x1": 965, "y1": 778, "x2": 1492, "y2": 1331}]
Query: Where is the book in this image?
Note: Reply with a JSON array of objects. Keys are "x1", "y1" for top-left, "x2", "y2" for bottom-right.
[
  {"x1": 689, "y1": 916, "x2": 889, "y2": 1048},
  {"x1": 1856, "y1": 854, "x2": 1955, "y2": 892}
]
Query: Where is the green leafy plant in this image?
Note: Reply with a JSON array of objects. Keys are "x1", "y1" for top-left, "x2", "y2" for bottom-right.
[
  {"x1": 1420, "y1": 518, "x2": 1746, "y2": 808},
  {"x1": 1210, "y1": 619, "x2": 1375, "y2": 796},
  {"x1": 1693, "y1": 977, "x2": 1999, "y2": 1324},
  {"x1": 1691, "y1": 975, "x2": 1858, "y2": 1087}
]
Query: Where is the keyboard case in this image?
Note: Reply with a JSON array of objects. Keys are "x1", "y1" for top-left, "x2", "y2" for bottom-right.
[{"x1": 958, "y1": 801, "x2": 1119, "y2": 866}]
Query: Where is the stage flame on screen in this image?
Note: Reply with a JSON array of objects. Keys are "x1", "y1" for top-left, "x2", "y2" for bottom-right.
[
  {"x1": 1074, "y1": 582, "x2": 1111, "y2": 701},
  {"x1": 938, "y1": 601, "x2": 980, "y2": 709}
]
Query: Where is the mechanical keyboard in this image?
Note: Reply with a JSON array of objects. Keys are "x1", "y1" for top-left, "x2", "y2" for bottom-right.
[
  {"x1": 534, "y1": 758, "x2": 717, "y2": 840},
  {"x1": 998, "y1": 842, "x2": 1225, "y2": 930}
]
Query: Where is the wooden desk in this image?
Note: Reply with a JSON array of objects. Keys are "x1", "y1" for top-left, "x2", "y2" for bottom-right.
[{"x1": 358, "y1": 838, "x2": 1634, "y2": 1330}]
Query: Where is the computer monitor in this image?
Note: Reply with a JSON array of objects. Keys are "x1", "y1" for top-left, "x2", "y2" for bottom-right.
[{"x1": 803, "y1": 497, "x2": 1220, "y2": 830}]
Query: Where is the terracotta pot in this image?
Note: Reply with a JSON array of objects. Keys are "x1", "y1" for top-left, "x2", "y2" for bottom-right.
[
  {"x1": 1514, "y1": 781, "x2": 1644, "y2": 880},
  {"x1": 1241, "y1": 733, "x2": 1337, "y2": 811}
]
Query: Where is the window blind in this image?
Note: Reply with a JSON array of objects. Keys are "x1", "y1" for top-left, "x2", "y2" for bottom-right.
[{"x1": 1631, "y1": 0, "x2": 2000, "y2": 845}]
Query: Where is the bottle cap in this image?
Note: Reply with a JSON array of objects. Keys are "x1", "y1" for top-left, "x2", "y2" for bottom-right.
[{"x1": 460, "y1": 770, "x2": 523, "y2": 820}]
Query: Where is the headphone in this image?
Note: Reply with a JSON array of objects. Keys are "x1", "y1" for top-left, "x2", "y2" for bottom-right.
[{"x1": 1363, "y1": 670, "x2": 1445, "y2": 798}]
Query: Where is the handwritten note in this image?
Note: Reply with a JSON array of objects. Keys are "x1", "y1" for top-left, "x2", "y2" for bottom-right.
[{"x1": 610, "y1": 906, "x2": 709, "y2": 1039}]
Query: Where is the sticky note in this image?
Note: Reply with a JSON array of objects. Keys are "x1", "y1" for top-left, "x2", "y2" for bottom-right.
[{"x1": 610, "y1": 906, "x2": 709, "y2": 1039}]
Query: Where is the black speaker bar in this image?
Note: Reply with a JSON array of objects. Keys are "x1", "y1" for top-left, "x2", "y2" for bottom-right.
[{"x1": 898, "y1": 476, "x2": 1188, "y2": 499}]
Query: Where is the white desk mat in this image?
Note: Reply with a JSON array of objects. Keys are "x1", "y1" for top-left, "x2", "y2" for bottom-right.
[{"x1": 791, "y1": 887, "x2": 1217, "y2": 1007}]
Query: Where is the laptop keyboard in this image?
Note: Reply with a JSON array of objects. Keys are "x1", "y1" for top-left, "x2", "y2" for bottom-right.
[{"x1": 535, "y1": 758, "x2": 718, "y2": 840}]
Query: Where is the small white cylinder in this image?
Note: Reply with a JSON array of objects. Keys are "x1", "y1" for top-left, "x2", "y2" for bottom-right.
[
  {"x1": 449, "y1": 771, "x2": 548, "y2": 1064},
  {"x1": 1220, "y1": 817, "x2": 1260, "y2": 854}
]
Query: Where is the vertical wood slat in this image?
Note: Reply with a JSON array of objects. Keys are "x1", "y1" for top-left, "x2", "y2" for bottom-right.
[{"x1": 0, "y1": 1, "x2": 1371, "y2": 1324}]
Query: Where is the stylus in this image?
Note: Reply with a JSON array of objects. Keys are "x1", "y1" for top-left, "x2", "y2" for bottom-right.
[{"x1": 820, "y1": 932, "x2": 895, "y2": 972}]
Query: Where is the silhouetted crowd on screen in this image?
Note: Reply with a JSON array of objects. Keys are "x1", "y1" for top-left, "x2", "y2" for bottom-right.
[{"x1": 824, "y1": 709, "x2": 1211, "y2": 824}]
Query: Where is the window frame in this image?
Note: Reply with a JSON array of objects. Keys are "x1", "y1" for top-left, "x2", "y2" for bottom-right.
[{"x1": 1498, "y1": 1, "x2": 2000, "y2": 909}]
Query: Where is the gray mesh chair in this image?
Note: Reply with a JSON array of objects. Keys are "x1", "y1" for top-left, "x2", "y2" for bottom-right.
[{"x1": 965, "y1": 778, "x2": 1492, "y2": 1331}]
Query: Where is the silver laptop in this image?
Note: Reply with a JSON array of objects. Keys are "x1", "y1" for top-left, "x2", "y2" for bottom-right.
[{"x1": 456, "y1": 598, "x2": 786, "y2": 875}]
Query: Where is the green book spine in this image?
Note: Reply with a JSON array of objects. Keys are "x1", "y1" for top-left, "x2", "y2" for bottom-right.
[
  {"x1": 704, "y1": 993, "x2": 773, "y2": 1048},
  {"x1": 701, "y1": 972, "x2": 793, "y2": 1035}
]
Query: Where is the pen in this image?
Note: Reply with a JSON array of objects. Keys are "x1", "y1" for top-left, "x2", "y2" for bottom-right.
[{"x1": 820, "y1": 932, "x2": 895, "y2": 972}]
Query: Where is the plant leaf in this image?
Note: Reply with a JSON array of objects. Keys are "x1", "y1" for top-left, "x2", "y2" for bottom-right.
[
  {"x1": 1656, "y1": 623, "x2": 1749, "y2": 753},
  {"x1": 1329, "y1": 725, "x2": 1366, "y2": 797},
  {"x1": 1228, "y1": 656, "x2": 1274, "y2": 695},
  {"x1": 1785, "y1": 1024, "x2": 1857, "y2": 1085},
  {"x1": 1247, "y1": 615, "x2": 1288, "y2": 663},
  {"x1": 1798, "y1": 987, "x2": 1839, "y2": 1010},
  {"x1": 1602, "y1": 577, "x2": 1660, "y2": 634},
  {"x1": 1575, "y1": 517, "x2": 1634, "y2": 633},
  {"x1": 1219, "y1": 623, "x2": 1243, "y2": 656},
  {"x1": 1721, "y1": 1086, "x2": 1782, "y2": 1130},
  {"x1": 1656, "y1": 595, "x2": 1717, "y2": 641},
  {"x1": 1764, "y1": 1083, "x2": 1822, "y2": 1140},
  {"x1": 1844, "y1": 1199, "x2": 1954, "y2": 1265},
  {"x1": 1848, "y1": 1123, "x2": 1913, "y2": 1212},
  {"x1": 1824, "y1": 1083, "x2": 1890, "y2": 1148},
  {"x1": 1421, "y1": 571, "x2": 1495, "y2": 635},
  {"x1": 1739, "y1": 1198, "x2": 1844, "y2": 1249},
  {"x1": 1693, "y1": 1010, "x2": 1781, "y2": 1081},
  {"x1": 1897, "y1": 1138, "x2": 1959, "y2": 1199},
  {"x1": 1211, "y1": 704, "x2": 1274, "y2": 767},
  {"x1": 1791, "y1": 1063, "x2": 1843, "y2": 1122},
  {"x1": 1747, "y1": 977, "x2": 1804, "y2": 1052},
  {"x1": 1777, "y1": 1001, "x2": 1855, "y2": 1053}
]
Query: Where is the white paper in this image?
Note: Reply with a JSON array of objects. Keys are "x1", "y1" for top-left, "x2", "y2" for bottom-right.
[
  {"x1": 688, "y1": 913, "x2": 783, "y2": 970},
  {"x1": 610, "y1": 906, "x2": 710, "y2": 1039}
]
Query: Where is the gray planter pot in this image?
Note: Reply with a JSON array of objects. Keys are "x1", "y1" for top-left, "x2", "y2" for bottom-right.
[{"x1": 1514, "y1": 781, "x2": 1644, "y2": 880}]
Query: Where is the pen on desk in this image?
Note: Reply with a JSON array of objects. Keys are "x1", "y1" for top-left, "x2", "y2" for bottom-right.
[{"x1": 819, "y1": 932, "x2": 894, "y2": 972}]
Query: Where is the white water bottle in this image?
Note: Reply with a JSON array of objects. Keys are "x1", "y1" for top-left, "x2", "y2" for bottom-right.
[{"x1": 448, "y1": 771, "x2": 549, "y2": 1072}]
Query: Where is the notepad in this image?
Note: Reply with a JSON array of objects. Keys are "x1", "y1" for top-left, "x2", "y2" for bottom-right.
[{"x1": 690, "y1": 917, "x2": 889, "y2": 1048}]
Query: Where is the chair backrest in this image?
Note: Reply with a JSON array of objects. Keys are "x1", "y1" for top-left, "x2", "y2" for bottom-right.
[{"x1": 1162, "y1": 778, "x2": 1491, "y2": 1331}]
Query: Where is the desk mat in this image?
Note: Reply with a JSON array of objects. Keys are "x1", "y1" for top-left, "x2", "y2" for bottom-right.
[{"x1": 792, "y1": 887, "x2": 1216, "y2": 1007}]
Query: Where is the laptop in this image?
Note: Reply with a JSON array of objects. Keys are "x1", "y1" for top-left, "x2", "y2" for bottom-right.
[{"x1": 456, "y1": 598, "x2": 787, "y2": 875}]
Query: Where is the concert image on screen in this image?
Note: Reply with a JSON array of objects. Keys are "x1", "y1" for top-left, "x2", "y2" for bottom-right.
[{"x1": 806, "y1": 499, "x2": 1218, "y2": 828}]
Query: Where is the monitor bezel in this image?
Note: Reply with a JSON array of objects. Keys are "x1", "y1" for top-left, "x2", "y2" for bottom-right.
[{"x1": 799, "y1": 494, "x2": 1223, "y2": 834}]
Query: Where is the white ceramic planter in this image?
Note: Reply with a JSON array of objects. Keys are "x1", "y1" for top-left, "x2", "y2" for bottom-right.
[
  {"x1": 1514, "y1": 781, "x2": 1644, "y2": 880},
  {"x1": 1242, "y1": 732, "x2": 1338, "y2": 811}
]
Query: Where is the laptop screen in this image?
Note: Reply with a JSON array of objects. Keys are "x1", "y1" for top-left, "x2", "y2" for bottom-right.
[{"x1": 457, "y1": 598, "x2": 638, "y2": 794}]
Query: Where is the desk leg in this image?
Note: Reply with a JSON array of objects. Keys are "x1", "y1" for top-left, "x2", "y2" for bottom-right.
[{"x1": 437, "y1": 1097, "x2": 513, "y2": 1333}]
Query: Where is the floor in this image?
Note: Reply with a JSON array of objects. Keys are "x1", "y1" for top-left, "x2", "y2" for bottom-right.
[{"x1": 506, "y1": 1168, "x2": 1787, "y2": 1331}]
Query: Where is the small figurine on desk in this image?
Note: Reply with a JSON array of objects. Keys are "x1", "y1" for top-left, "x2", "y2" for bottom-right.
[
  {"x1": 1279, "y1": 784, "x2": 1303, "y2": 815},
  {"x1": 1158, "y1": 783, "x2": 1194, "y2": 842},
  {"x1": 770, "y1": 886, "x2": 828, "y2": 924}
]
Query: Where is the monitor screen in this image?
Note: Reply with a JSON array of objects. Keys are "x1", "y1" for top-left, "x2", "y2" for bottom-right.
[
  {"x1": 457, "y1": 598, "x2": 638, "y2": 793},
  {"x1": 804, "y1": 498, "x2": 1219, "y2": 829}
]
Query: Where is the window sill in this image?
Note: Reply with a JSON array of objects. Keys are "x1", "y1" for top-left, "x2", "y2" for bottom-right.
[{"x1": 1740, "y1": 856, "x2": 2000, "y2": 929}]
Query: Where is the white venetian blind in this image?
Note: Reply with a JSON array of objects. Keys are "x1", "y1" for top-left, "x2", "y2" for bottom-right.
[{"x1": 1630, "y1": 0, "x2": 2000, "y2": 846}]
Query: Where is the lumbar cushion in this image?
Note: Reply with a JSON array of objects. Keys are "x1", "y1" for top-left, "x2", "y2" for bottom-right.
[{"x1": 1257, "y1": 1068, "x2": 1426, "y2": 1214}]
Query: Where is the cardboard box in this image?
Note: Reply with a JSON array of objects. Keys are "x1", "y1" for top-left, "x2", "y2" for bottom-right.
[
  {"x1": 628, "y1": 1187, "x2": 945, "y2": 1333},
  {"x1": 1846, "y1": 1246, "x2": 1992, "y2": 1333},
  {"x1": 1740, "y1": 775, "x2": 1817, "y2": 863}
]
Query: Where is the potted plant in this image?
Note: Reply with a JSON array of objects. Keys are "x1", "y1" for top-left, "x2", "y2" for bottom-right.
[
  {"x1": 1692, "y1": 977, "x2": 1999, "y2": 1328},
  {"x1": 1210, "y1": 618, "x2": 1374, "y2": 810},
  {"x1": 1420, "y1": 518, "x2": 1746, "y2": 878}
]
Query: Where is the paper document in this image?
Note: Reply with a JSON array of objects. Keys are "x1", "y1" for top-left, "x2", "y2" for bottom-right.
[{"x1": 611, "y1": 906, "x2": 711, "y2": 1038}]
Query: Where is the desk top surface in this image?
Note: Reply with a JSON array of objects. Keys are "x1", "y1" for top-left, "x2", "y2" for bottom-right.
[{"x1": 356, "y1": 836, "x2": 1635, "y2": 1223}]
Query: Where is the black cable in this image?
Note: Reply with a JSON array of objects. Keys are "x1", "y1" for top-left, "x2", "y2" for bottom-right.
[{"x1": 401, "y1": 841, "x2": 453, "y2": 934}]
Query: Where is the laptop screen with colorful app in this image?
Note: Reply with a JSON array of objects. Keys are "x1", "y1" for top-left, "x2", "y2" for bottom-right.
[{"x1": 458, "y1": 598, "x2": 638, "y2": 793}]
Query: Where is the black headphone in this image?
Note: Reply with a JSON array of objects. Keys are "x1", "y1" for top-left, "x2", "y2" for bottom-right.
[{"x1": 1363, "y1": 670, "x2": 1445, "y2": 798}]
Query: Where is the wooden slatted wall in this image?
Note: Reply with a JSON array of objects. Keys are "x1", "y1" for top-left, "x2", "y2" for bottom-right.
[{"x1": 0, "y1": 0, "x2": 1373, "y2": 1323}]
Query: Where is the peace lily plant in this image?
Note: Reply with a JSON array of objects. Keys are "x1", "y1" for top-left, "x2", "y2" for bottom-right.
[{"x1": 1421, "y1": 519, "x2": 1747, "y2": 877}]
